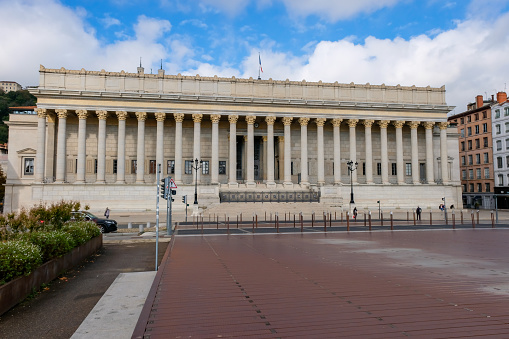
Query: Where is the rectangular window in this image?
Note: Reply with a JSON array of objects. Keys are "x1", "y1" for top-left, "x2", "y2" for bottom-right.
[
  {"x1": 477, "y1": 183, "x2": 482, "y2": 192},
  {"x1": 496, "y1": 124, "x2": 501, "y2": 134},
  {"x1": 498, "y1": 174, "x2": 504, "y2": 186},
  {"x1": 484, "y1": 152, "x2": 489, "y2": 163},
  {"x1": 23, "y1": 158, "x2": 34, "y2": 175},
  {"x1": 476, "y1": 168, "x2": 481, "y2": 179},
  {"x1": 460, "y1": 129, "x2": 465, "y2": 137},
  {"x1": 377, "y1": 163, "x2": 381, "y2": 175},
  {"x1": 219, "y1": 161, "x2": 226, "y2": 175},
  {"x1": 94, "y1": 159, "x2": 98, "y2": 174},
  {"x1": 506, "y1": 156, "x2": 509, "y2": 168},
  {"x1": 461, "y1": 117, "x2": 464, "y2": 124},
  {"x1": 167, "y1": 160, "x2": 175, "y2": 174},
  {"x1": 505, "y1": 107, "x2": 509, "y2": 116},
  {"x1": 498, "y1": 157, "x2": 503, "y2": 169},
  {"x1": 497, "y1": 140, "x2": 502, "y2": 151},
  {"x1": 475, "y1": 113, "x2": 479, "y2": 121},
  {"x1": 467, "y1": 127, "x2": 472, "y2": 136},
  {"x1": 149, "y1": 160, "x2": 156, "y2": 174},
  {"x1": 461, "y1": 141, "x2": 465, "y2": 151},
  {"x1": 202, "y1": 160, "x2": 209, "y2": 175},
  {"x1": 475, "y1": 138, "x2": 480, "y2": 149},
  {"x1": 131, "y1": 160, "x2": 137, "y2": 174},
  {"x1": 391, "y1": 163, "x2": 397, "y2": 176},
  {"x1": 461, "y1": 156, "x2": 466, "y2": 165},
  {"x1": 476, "y1": 154, "x2": 480, "y2": 164},
  {"x1": 463, "y1": 184, "x2": 467, "y2": 192},
  {"x1": 475, "y1": 125, "x2": 479, "y2": 134},
  {"x1": 462, "y1": 170, "x2": 466, "y2": 179},
  {"x1": 113, "y1": 159, "x2": 117, "y2": 174},
  {"x1": 484, "y1": 137, "x2": 488, "y2": 147},
  {"x1": 405, "y1": 163, "x2": 411, "y2": 176},
  {"x1": 468, "y1": 140, "x2": 472, "y2": 150},
  {"x1": 469, "y1": 169, "x2": 474, "y2": 179},
  {"x1": 483, "y1": 123, "x2": 488, "y2": 133},
  {"x1": 506, "y1": 138, "x2": 509, "y2": 150},
  {"x1": 291, "y1": 161, "x2": 294, "y2": 175},
  {"x1": 485, "y1": 167, "x2": 490, "y2": 179},
  {"x1": 506, "y1": 122, "x2": 509, "y2": 133},
  {"x1": 467, "y1": 116, "x2": 471, "y2": 122},
  {"x1": 469, "y1": 183, "x2": 474, "y2": 192},
  {"x1": 468, "y1": 155, "x2": 473, "y2": 165},
  {"x1": 486, "y1": 183, "x2": 491, "y2": 192},
  {"x1": 185, "y1": 160, "x2": 192, "y2": 174},
  {"x1": 495, "y1": 110, "x2": 501, "y2": 119},
  {"x1": 362, "y1": 162, "x2": 366, "y2": 175}
]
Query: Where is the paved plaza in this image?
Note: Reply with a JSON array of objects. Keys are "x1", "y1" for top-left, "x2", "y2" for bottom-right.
[{"x1": 133, "y1": 228, "x2": 509, "y2": 338}]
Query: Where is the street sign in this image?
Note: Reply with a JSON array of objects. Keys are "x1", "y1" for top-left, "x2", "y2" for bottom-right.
[{"x1": 170, "y1": 178, "x2": 177, "y2": 189}]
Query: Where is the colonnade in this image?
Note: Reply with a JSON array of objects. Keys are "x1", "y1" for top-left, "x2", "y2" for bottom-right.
[{"x1": 34, "y1": 108, "x2": 450, "y2": 186}]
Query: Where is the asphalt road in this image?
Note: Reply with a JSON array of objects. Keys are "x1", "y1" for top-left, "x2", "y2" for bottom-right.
[{"x1": 0, "y1": 238, "x2": 168, "y2": 339}]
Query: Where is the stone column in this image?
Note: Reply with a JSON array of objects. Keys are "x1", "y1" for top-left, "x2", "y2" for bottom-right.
[
  {"x1": 282, "y1": 117, "x2": 293, "y2": 187},
  {"x1": 246, "y1": 115, "x2": 256, "y2": 186},
  {"x1": 423, "y1": 121, "x2": 435, "y2": 184},
  {"x1": 96, "y1": 110, "x2": 108, "y2": 184},
  {"x1": 174, "y1": 113, "x2": 184, "y2": 184},
  {"x1": 393, "y1": 120, "x2": 405, "y2": 184},
  {"x1": 316, "y1": 118, "x2": 326, "y2": 185},
  {"x1": 135, "y1": 112, "x2": 147, "y2": 183},
  {"x1": 364, "y1": 120, "x2": 375, "y2": 184},
  {"x1": 75, "y1": 110, "x2": 88, "y2": 184},
  {"x1": 298, "y1": 117, "x2": 310, "y2": 186},
  {"x1": 115, "y1": 111, "x2": 128, "y2": 184},
  {"x1": 155, "y1": 112, "x2": 165, "y2": 179},
  {"x1": 265, "y1": 116, "x2": 276, "y2": 187},
  {"x1": 228, "y1": 115, "x2": 239, "y2": 186},
  {"x1": 262, "y1": 136, "x2": 268, "y2": 181},
  {"x1": 409, "y1": 121, "x2": 420, "y2": 184},
  {"x1": 439, "y1": 122, "x2": 449, "y2": 184},
  {"x1": 210, "y1": 114, "x2": 221, "y2": 184},
  {"x1": 348, "y1": 119, "x2": 359, "y2": 183},
  {"x1": 378, "y1": 120, "x2": 390, "y2": 184},
  {"x1": 332, "y1": 118, "x2": 342, "y2": 184},
  {"x1": 55, "y1": 109, "x2": 68, "y2": 183},
  {"x1": 278, "y1": 136, "x2": 285, "y2": 181},
  {"x1": 35, "y1": 108, "x2": 47, "y2": 183},
  {"x1": 192, "y1": 113, "x2": 203, "y2": 184}
]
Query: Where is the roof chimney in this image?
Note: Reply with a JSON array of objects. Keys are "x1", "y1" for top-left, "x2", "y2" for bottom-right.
[
  {"x1": 497, "y1": 92, "x2": 507, "y2": 104},
  {"x1": 476, "y1": 95, "x2": 484, "y2": 109}
]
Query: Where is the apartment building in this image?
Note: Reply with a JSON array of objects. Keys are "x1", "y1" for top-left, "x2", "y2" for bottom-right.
[
  {"x1": 491, "y1": 92, "x2": 509, "y2": 208},
  {"x1": 0, "y1": 81, "x2": 22, "y2": 93}
]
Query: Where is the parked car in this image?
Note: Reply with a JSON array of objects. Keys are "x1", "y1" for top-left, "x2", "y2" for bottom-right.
[{"x1": 70, "y1": 211, "x2": 117, "y2": 233}]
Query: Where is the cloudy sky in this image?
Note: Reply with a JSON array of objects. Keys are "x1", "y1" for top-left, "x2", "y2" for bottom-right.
[{"x1": 1, "y1": 0, "x2": 509, "y2": 114}]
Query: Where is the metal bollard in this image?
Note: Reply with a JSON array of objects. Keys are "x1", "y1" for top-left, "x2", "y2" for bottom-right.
[
  {"x1": 368, "y1": 211, "x2": 372, "y2": 231},
  {"x1": 407, "y1": 211, "x2": 409, "y2": 222},
  {"x1": 461, "y1": 210, "x2": 464, "y2": 224},
  {"x1": 364, "y1": 213, "x2": 366, "y2": 227},
  {"x1": 346, "y1": 212, "x2": 350, "y2": 231},
  {"x1": 491, "y1": 211, "x2": 494, "y2": 228},
  {"x1": 413, "y1": 212, "x2": 416, "y2": 225},
  {"x1": 471, "y1": 212, "x2": 475, "y2": 228},
  {"x1": 323, "y1": 212, "x2": 327, "y2": 231},
  {"x1": 312, "y1": 211, "x2": 315, "y2": 227},
  {"x1": 476, "y1": 210, "x2": 480, "y2": 225},
  {"x1": 452, "y1": 210, "x2": 455, "y2": 229},
  {"x1": 390, "y1": 211, "x2": 393, "y2": 230},
  {"x1": 227, "y1": 217, "x2": 230, "y2": 234},
  {"x1": 381, "y1": 212, "x2": 384, "y2": 227},
  {"x1": 128, "y1": 222, "x2": 132, "y2": 229},
  {"x1": 430, "y1": 211, "x2": 432, "y2": 226},
  {"x1": 300, "y1": 212, "x2": 304, "y2": 232}
]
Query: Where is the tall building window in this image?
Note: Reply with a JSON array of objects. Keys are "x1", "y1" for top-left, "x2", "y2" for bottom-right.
[
  {"x1": 461, "y1": 141, "x2": 465, "y2": 151},
  {"x1": 497, "y1": 157, "x2": 503, "y2": 169},
  {"x1": 94, "y1": 159, "x2": 98, "y2": 174},
  {"x1": 405, "y1": 163, "x2": 411, "y2": 176},
  {"x1": 219, "y1": 161, "x2": 226, "y2": 175},
  {"x1": 185, "y1": 160, "x2": 192, "y2": 174},
  {"x1": 391, "y1": 163, "x2": 397, "y2": 175},
  {"x1": 475, "y1": 125, "x2": 479, "y2": 134},
  {"x1": 486, "y1": 183, "x2": 491, "y2": 192},
  {"x1": 483, "y1": 137, "x2": 488, "y2": 147},
  {"x1": 167, "y1": 160, "x2": 175, "y2": 174},
  {"x1": 496, "y1": 124, "x2": 501, "y2": 134},
  {"x1": 506, "y1": 122, "x2": 509, "y2": 132},
  {"x1": 477, "y1": 183, "x2": 482, "y2": 192},
  {"x1": 475, "y1": 139, "x2": 480, "y2": 149},
  {"x1": 461, "y1": 117, "x2": 464, "y2": 124},
  {"x1": 149, "y1": 160, "x2": 156, "y2": 174},
  {"x1": 484, "y1": 167, "x2": 490, "y2": 179},
  {"x1": 506, "y1": 138, "x2": 509, "y2": 149},
  {"x1": 498, "y1": 174, "x2": 504, "y2": 186},
  {"x1": 377, "y1": 163, "x2": 381, "y2": 175},
  {"x1": 497, "y1": 140, "x2": 502, "y2": 151},
  {"x1": 201, "y1": 160, "x2": 209, "y2": 175},
  {"x1": 463, "y1": 184, "x2": 467, "y2": 192},
  {"x1": 131, "y1": 160, "x2": 137, "y2": 174},
  {"x1": 483, "y1": 111, "x2": 487, "y2": 119},
  {"x1": 476, "y1": 153, "x2": 480, "y2": 164},
  {"x1": 476, "y1": 168, "x2": 481, "y2": 179},
  {"x1": 469, "y1": 169, "x2": 474, "y2": 179},
  {"x1": 362, "y1": 162, "x2": 366, "y2": 175},
  {"x1": 460, "y1": 129, "x2": 465, "y2": 137},
  {"x1": 506, "y1": 156, "x2": 509, "y2": 167},
  {"x1": 469, "y1": 183, "x2": 474, "y2": 192},
  {"x1": 495, "y1": 110, "x2": 501, "y2": 119},
  {"x1": 505, "y1": 107, "x2": 509, "y2": 116},
  {"x1": 462, "y1": 170, "x2": 466, "y2": 179},
  {"x1": 467, "y1": 126, "x2": 472, "y2": 136},
  {"x1": 468, "y1": 155, "x2": 473, "y2": 165},
  {"x1": 468, "y1": 140, "x2": 472, "y2": 150},
  {"x1": 461, "y1": 156, "x2": 466, "y2": 165},
  {"x1": 483, "y1": 123, "x2": 488, "y2": 133},
  {"x1": 484, "y1": 153, "x2": 489, "y2": 163},
  {"x1": 24, "y1": 158, "x2": 34, "y2": 175},
  {"x1": 474, "y1": 113, "x2": 479, "y2": 121},
  {"x1": 113, "y1": 159, "x2": 117, "y2": 174}
]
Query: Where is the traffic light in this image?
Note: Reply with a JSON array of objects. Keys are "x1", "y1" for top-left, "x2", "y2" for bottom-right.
[
  {"x1": 182, "y1": 195, "x2": 186, "y2": 204},
  {"x1": 171, "y1": 190, "x2": 177, "y2": 196},
  {"x1": 160, "y1": 178, "x2": 169, "y2": 199}
]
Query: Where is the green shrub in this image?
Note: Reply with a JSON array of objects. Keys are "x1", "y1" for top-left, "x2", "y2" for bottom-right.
[
  {"x1": 0, "y1": 240, "x2": 42, "y2": 284},
  {"x1": 20, "y1": 231, "x2": 75, "y2": 261},
  {"x1": 63, "y1": 221, "x2": 100, "y2": 246}
]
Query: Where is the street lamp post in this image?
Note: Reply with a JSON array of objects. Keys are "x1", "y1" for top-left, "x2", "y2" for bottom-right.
[
  {"x1": 192, "y1": 158, "x2": 203, "y2": 205},
  {"x1": 347, "y1": 160, "x2": 358, "y2": 204}
]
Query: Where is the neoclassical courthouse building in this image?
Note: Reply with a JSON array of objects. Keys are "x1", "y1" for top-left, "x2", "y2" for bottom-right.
[{"x1": 4, "y1": 65, "x2": 461, "y2": 212}]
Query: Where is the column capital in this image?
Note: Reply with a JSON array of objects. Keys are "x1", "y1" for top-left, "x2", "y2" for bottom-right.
[
  {"x1": 228, "y1": 114, "x2": 239, "y2": 124},
  {"x1": 192, "y1": 113, "x2": 203, "y2": 123},
  {"x1": 174, "y1": 113, "x2": 185, "y2": 123},
  {"x1": 438, "y1": 121, "x2": 449, "y2": 130},
  {"x1": 378, "y1": 120, "x2": 390, "y2": 128},
  {"x1": 298, "y1": 117, "x2": 310, "y2": 126},
  {"x1": 116, "y1": 111, "x2": 128, "y2": 120},
  {"x1": 408, "y1": 121, "x2": 420, "y2": 129},
  {"x1": 265, "y1": 116, "x2": 276, "y2": 125},
  {"x1": 96, "y1": 110, "x2": 108, "y2": 120},
  {"x1": 331, "y1": 118, "x2": 342, "y2": 127},
  {"x1": 135, "y1": 112, "x2": 147, "y2": 121},
  {"x1": 243, "y1": 135, "x2": 248, "y2": 141},
  {"x1": 315, "y1": 118, "x2": 326, "y2": 127},
  {"x1": 55, "y1": 109, "x2": 68, "y2": 119},
  {"x1": 363, "y1": 119, "x2": 375, "y2": 128},
  {"x1": 155, "y1": 112, "x2": 166, "y2": 122},
  {"x1": 393, "y1": 120, "x2": 406, "y2": 129},
  {"x1": 347, "y1": 119, "x2": 359, "y2": 128},
  {"x1": 36, "y1": 108, "x2": 47, "y2": 118},
  {"x1": 278, "y1": 136, "x2": 284, "y2": 142},
  {"x1": 76, "y1": 110, "x2": 88, "y2": 119},
  {"x1": 262, "y1": 136, "x2": 268, "y2": 142},
  {"x1": 282, "y1": 117, "x2": 293, "y2": 126},
  {"x1": 246, "y1": 115, "x2": 256, "y2": 124},
  {"x1": 423, "y1": 121, "x2": 435, "y2": 129},
  {"x1": 210, "y1": 114, "x2": 221, "y2": 123}
]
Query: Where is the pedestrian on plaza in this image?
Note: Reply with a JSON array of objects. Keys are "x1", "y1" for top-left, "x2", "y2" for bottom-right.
[
  {"x1": 104, "y1": 207, "x2": 110, "y2": 219},
  {"x1": 416, "y1": 206, "x2": 422, "y2": 220},
  {"x1": 353, "y1": 207, "x2": 358, "y2": 221}
]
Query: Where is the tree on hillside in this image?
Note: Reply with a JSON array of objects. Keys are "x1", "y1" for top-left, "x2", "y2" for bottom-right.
[{"x1": 0, "y1": 89, "x2": 37, "y2": 144}]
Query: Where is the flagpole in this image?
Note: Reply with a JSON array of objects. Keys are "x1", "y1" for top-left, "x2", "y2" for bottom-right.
[{"x1": 258, "y1": 52, "x2": 261, "y2": 80}]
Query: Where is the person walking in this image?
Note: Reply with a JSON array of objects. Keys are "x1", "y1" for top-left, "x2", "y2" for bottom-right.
[
  {"x1": 416, "y1": 206, "x2": 422, "y2": 221},
  {"x1": 104, "y1": 207, "x2": 110, "y2": 219},
  {"x1": 353, "y1": 207, "x2": 358, "y2": 221}
]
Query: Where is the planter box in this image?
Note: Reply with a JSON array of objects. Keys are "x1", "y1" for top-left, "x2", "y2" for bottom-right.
[{"x1": 0, "y1": 235, "x2": 103, "y2": 316}]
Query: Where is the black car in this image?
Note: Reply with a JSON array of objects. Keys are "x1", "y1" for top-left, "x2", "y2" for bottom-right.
[{"x1": 70, "y1": 211, "x2": 117, "y2": 233}]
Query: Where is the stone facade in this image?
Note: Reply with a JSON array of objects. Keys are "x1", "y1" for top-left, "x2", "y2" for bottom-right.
[{"x1": 3, "y1": 65, "x2": 462, "y2": 212}]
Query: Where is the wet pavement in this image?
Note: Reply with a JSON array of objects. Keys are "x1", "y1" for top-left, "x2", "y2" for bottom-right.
[{"x1": 134, "y1": 228, "x2": 509, "y2": 338}]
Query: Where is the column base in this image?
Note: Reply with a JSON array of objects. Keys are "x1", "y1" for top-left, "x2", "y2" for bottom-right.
[
  {"x1": 283, "y1": 182, "x2": 293, "y2": 188},
  {"x1": 228, "y1": 182, "x2": 239, "y2": 188},
  {"x1": 115, "y1": 181, "x2": 125, "y2": 184},
  {"x1": 300, "y1": 182, "x2": 310, "y2": 189},
  {"x1": 266, "y1": 181, "x2": 276, "y2": 189},
  {"x1": 74, "y1": 181, "x2": 85, "y2": 184},
  {"x1": 246, "y1": 181, "x2": 257, "y2": 188}
]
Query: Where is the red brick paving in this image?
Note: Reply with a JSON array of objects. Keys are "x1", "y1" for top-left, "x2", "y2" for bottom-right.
[{"x1": 133, "y1": 230, "x2": 509, "y2": 338}]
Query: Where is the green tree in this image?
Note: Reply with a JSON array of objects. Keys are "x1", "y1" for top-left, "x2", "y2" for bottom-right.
[{"x1": 0, "y1": 89, "x2": 37, "y2": 144}]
